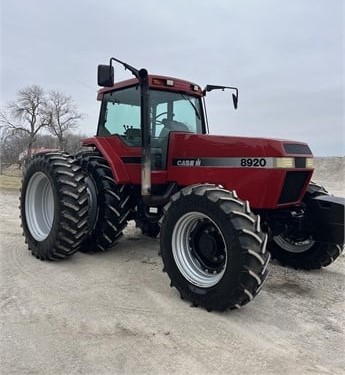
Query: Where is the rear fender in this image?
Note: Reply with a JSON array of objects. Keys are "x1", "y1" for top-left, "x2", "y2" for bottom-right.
[{"x1": 82, "y1": 137, "x2": 130, "y2": 183}]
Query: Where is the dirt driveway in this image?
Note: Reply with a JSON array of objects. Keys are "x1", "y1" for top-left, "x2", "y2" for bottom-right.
[{"x1": 0, "y1": 158, "x2": 344, "y2": 374}]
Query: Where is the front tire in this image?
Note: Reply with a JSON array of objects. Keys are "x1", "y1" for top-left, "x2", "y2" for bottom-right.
[
  {"x1": 270, "y1": 236, "x2": 343, "y2": 270},
  {"x1": 160, "y1": 184, "x2": 270, "y2": 311},
  {"x1": 269, "y1": 182, "x2": 344, "y2": 269},
  {"x1": 20, "y1": 152, "x2": 89, "y2": 260}
]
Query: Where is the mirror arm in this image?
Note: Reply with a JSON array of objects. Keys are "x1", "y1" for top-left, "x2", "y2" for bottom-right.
[{"x1": 109, "y1": 57, "x2": 140, "y2": 78}]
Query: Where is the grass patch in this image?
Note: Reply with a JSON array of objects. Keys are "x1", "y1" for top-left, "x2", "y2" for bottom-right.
[{"x1": 0, "y1": 175, "x2": 21, "y2": 192}]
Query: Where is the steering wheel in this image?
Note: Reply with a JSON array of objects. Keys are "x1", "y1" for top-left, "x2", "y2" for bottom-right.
[{"x1": 154, "y1": 111, "x2": 169, "y2": 124}]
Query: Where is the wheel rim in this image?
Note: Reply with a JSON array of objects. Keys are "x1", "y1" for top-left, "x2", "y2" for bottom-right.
[
  {"x1": 273, "y1": 235, "x2": 315, "y2": 253},
  {"x1": 172, "y1": 212, "x2": 227, "y2": 288},
  {"x1": 85, "y1": 177, "x2": 98, "y2": 233},
  {"x1": 25, "y1": 172, "x2": 54, "y2": 241}
]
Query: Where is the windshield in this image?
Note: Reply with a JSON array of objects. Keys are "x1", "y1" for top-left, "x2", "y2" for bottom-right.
[
  {"x1": 150, "y1": 90, "x2": 203, "y2": 138},
  {"x1": 97, "y1": 86, "x2": 204, "y2": 145}
]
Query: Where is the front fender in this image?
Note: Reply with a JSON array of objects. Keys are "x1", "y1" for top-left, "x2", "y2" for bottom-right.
[{"x1": 306, "y1": 195, "x2": 344, "y2": 244}]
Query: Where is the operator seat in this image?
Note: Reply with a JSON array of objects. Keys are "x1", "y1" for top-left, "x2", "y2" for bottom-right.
[
  {"x1": 159, "y1": 119, "x2": 190, "y2": 168},
  {"x1": 159, "y1": 119, "x2": 189, "y2": 138}
]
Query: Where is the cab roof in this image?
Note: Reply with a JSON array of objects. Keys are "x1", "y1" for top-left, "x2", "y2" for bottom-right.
[{"x1": 97, "y1": 75, "x2": 203, "y2": 100}]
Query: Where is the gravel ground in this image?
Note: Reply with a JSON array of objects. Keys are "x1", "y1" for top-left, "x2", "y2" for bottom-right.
[{"x1": 0, "y1": 158, "x2": 344, "y2": 374}]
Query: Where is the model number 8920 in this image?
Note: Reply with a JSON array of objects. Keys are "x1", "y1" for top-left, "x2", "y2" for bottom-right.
[{"x1": 240, "y1": 158, "x2": 267, "y2": 167}]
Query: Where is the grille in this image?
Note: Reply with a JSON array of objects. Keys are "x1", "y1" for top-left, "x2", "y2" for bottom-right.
[
  {"x1": 294, "y1": 157, "x2": 306, "y2": 168},
  {"x1": 278, "y1": 171, "x2": 310, "y2": 204}
]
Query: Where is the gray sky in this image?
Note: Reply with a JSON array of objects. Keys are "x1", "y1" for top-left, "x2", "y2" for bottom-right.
[{"x1": 1, "y1": 0, "x2": 344, "y2": 155}]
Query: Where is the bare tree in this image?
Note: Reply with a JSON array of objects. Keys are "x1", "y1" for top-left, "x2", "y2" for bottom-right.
[
  {"x1": 0, "y1": 127, "x2": 12, "y2": 174},
  {"x1": 1, "y1": 86, "x2": 84, "y2": 164},
  {"x1": 1, "y1": 130, "x2": 30, "y2": 165},
  {"x1": 64, "y1": 132, "x2": 88, "y2": 154},
  {"x1": 45, "y1": 91, "x2": 82, "y2": 151},
  {"x1": 0, "y1": 85, "x2": 50, "y2": 159}
]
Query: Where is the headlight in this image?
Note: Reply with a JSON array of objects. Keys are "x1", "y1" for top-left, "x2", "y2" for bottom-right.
[
  {"x1": 306, "y1": 158, "x2": 314, "y2": 168},
  {"x1": 274, "y1": 157, "x2": 295, "y2": 168}
]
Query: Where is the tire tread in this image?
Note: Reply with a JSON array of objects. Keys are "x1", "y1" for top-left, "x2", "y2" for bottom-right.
[{"x1": 20, "y1": 152, "x2": 89, "y2": 260}]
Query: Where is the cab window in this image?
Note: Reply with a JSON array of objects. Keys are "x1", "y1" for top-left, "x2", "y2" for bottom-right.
[{"x1": 97, "y1": 86, "x2": 141, "y2": 146}]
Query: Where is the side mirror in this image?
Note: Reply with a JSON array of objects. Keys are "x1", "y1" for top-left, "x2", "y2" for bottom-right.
[
  {"x1": 203, "y1": 84, "x2": 239, "y2": 110},
  {"x1": 97, "y1": 65, "x2": 114, "y2": 87},
  {"x1": 232, "y1": 93, "x2": 238, "y2": 110}
]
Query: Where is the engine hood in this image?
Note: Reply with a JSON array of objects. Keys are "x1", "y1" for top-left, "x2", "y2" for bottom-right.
[{"x1": 167, "y1": 133, "x2": 313, "y2": 158}]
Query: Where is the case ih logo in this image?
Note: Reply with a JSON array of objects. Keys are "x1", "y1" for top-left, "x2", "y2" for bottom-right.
[{"x1": 173, "y1": 159, "x2": 202, "y2": 167}]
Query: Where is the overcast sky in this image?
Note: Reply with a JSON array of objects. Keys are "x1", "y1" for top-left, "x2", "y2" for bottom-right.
[{"x1": 1, "y1": 0, "x2": 344, "y2": 155}]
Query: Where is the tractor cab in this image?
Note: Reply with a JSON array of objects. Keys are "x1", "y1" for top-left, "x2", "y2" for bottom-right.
[
  {"x1": 97, "y1": 78, "x2": 205, "y2": 169},
  {"x1": 95, "y1": 58, "x2": 238, "y2": 179}
]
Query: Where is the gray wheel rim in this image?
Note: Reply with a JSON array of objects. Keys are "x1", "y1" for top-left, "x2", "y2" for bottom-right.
[
  {"x1": 85, "y1": 176, "x2": 98, "y2": 233},
  {"x1": 273, "y1": 235, "x2": 315, "y2": 253},
  {"x1": 25, "y1": 172, "x2": 54, "y2": 241},
  {"x1": 171, "y1": 212, "x2": 227, "y2": 288}
]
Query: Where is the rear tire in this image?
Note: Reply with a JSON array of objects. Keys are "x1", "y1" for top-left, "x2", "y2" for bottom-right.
[
  {"x1": 160, "y1": 184, "x2": 270, "y2": 311},
  {"x1": 269, "y1": 182, "x2": 344, "y2": 269},
  {"x1": 20, "y1": 152, "x2": 89, "y2": 260},
  {"x1": 76, "y1": 151, "x2": 133, "y2": 252}
]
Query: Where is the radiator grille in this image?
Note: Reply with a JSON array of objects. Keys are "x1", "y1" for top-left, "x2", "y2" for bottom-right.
[{"x1": 278, "y1": 171, "x2": 309, "y2": 204}]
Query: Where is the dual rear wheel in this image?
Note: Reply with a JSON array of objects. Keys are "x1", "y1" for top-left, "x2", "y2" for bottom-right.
[{"x1": 20, "y1": 151, "x2": 132, "y2": 258}]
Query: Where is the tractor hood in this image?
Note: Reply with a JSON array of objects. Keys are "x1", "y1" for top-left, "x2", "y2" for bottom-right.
[
  {"x1": 166, "y1": 133, "x2": 314, "y2": 209},
  {"x1": 167, "y1": 133, "x2": 313, "y2": 160}
]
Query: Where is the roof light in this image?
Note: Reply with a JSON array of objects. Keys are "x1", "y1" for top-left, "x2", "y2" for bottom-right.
[
  {"x1": 152, "y1": 78, "x2": 174, "y2": 87},
  {"x1": 152, "y1": 78, "x2": 164, "y2": 85}
]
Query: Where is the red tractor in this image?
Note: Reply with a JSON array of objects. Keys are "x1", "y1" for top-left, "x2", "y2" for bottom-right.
[{"x1": 20, "y1": 58, "x2": 344, "y2": 311}]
